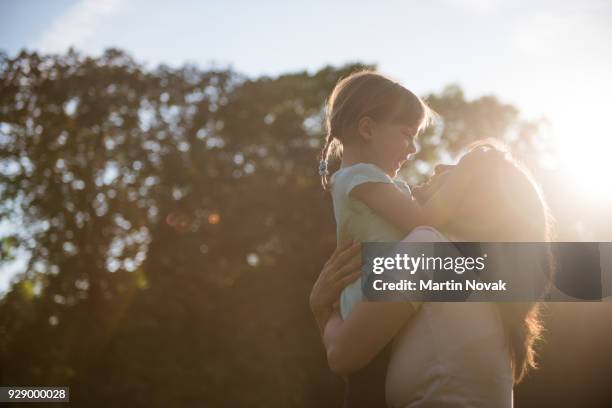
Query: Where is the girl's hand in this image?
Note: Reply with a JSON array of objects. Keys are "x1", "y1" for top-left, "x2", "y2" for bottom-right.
[{"x1": 310, "y1": 240, "x2": 362, "y2": 332}]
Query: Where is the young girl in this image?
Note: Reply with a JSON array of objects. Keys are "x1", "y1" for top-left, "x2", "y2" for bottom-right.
[
  {"x1": 319, "y1": 70, "x2": 445, "y2": 321},
  {"x1": 316, "y1": 70, "x2": 445, "y2": 407}
]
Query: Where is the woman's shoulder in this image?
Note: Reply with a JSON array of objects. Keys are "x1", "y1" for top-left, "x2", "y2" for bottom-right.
[{"x1": 402, "y1": 226, "x2": 449, "y2": 243}]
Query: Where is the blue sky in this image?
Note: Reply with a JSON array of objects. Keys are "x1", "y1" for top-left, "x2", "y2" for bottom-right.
[
  {"x1": 1, "y1": 0, "x2": 610, "y2": 118},
  {"x1": 1, "y1": 0, "x2": 611, "y2": 186},
  {"x1": 1, "y1": 0, "x2": 612, "y2": 292}
]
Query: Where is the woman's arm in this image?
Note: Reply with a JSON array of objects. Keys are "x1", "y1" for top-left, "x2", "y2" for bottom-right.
[
  {"x1": 310, "y1": 240, "x2": 418, "y2": 376},
  {"x1": 309, "y1": 240, "x2": 362, "y2": 334},
  {"x1": 323, "y1": 301, "x2": 416, "y2": 376}
]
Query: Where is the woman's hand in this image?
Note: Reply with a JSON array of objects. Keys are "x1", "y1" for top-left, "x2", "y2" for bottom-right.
[
  {"x1": 310, "y1": 240, "x2": 362, "y2": 333},
  {"x1": 311, "y1": 240, "x2": 416, "y2": 375}
]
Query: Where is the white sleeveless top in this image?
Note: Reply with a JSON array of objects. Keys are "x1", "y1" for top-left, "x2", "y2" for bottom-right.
[
  {"x1": 385, "y1": 227, "x2": 514, "y2": 408},
  {"x1": 328, "y1": 163, "x2": 415, "y2": 320}
]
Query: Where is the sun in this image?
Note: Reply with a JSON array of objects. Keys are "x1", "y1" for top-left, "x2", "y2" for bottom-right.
[{"x1": 553, "y1": 110, "x2": 612, "y2": 203}]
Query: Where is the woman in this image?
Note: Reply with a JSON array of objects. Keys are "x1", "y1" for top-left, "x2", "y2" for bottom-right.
[{"x1": 310, "y1": 143, "x2": 554, "y2": 407}]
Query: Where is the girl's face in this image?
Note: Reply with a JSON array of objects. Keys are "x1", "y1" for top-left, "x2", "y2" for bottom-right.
[{"x1": 369, "y1": 119, "x2": 419, "y2": 177}]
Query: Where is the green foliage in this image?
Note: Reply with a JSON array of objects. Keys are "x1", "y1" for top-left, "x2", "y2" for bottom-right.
[{"x1": 0, "y1": 49, "x2": 544, "y2": 406}]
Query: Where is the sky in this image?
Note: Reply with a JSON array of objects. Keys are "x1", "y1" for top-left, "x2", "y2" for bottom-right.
[
  {"x1": 1, "y1": 0, "x2": 612, "y2": 292},
  {"x1": 1, "y1": 0, "x2": 610, "y2": 116},
  {"x1": 1, "y1": 0, "x2": 611, "y2": 188}
]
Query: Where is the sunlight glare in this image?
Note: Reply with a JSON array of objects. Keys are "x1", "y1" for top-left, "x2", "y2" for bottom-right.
[{"x1": 553, "y1": 104, "x2": 612, "y2": 203}]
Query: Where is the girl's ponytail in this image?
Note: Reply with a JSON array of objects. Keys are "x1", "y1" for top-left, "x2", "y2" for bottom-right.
[{"x1": 319, "y1": 127, "x2": 337, "y2": 190}]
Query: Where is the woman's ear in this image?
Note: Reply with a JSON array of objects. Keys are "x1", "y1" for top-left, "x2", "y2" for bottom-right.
[{"x1": 357, "y1": 116, "x2": 375, "y2": 142}]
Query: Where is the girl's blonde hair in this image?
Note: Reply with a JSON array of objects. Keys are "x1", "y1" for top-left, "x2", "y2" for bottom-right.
[{"x1": 319, "y1": 70, "x2": 433, "y2": 190}]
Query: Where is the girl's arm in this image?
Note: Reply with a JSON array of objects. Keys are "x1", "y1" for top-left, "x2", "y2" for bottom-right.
[
  {"x1": 350, "y1": 168, "x2": 472, "y2": 234},
  {"x1": 350, "y1": 182, "x2": 429, "y2": 234},
  {"x1": 323, "y1": 301, "x2": 416, "y2": 376}
]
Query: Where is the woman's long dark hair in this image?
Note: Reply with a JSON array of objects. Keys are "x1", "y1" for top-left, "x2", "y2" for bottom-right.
[{"x1": 446, "y1": 142, "x2": 555, "y2": 384}]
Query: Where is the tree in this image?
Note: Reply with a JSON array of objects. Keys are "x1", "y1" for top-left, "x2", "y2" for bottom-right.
[{"x1": 0, "y1": 49, "x2": 547, "y2": 407}]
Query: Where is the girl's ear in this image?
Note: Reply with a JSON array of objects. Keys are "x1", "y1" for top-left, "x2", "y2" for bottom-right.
[{"x1": 357, "y1": 116, "x2": 375, "y2": 142}]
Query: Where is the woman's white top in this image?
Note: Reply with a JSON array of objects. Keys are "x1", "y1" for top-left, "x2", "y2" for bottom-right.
[{"x1": 385, "y1": 226, "x2": 514, "y2": 408}]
